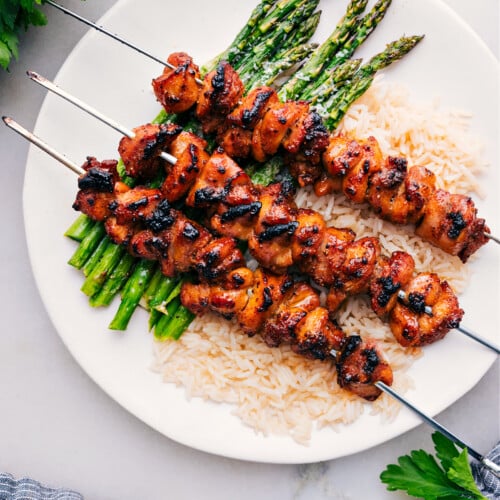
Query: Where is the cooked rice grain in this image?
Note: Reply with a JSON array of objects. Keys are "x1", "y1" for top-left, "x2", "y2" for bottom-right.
[{"x1": 151, "y1": 79, "x2": 485, "y2": 444}]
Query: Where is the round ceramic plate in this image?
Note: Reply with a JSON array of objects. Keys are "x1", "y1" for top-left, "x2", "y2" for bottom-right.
[{"x1": 23, "y1": 0, "x2": 498, "y2": 463}]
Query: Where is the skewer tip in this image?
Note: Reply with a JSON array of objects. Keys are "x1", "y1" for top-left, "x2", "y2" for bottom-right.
[
  {"x1": 26, "y1": 70, "x2": 43, "y2": 82},
  {"x1": 2, "y1": 116, "x2": 11, "y2": 125}
]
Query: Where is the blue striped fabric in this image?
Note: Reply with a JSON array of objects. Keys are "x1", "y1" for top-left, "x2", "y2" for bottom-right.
[
  {"x1": 472, "y1": 443, "x2": 500, "y2": 500},
  {"x1": 0, "y1": 474, "x2": 82, "y2": 500}
]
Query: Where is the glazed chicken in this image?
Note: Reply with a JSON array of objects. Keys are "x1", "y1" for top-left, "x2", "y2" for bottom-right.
[
  {"x1": 73, "y1": 157, "x2": 244, "y2": 283},
  {"x1": 151, "y1": 55, "x2": 490, "y2": 262},
  {"x1": 73, "y1": 157, "x2": 393, "y2": 401},
  {"x1": 110, "y1": 122, "x2": 465, "y2": 349},
  {"x1": 181, "y1": 267, "x2": 393, "y2": 401},
  {"x1": 152, "y1": 52, "x2": 201, "y2": 114}
]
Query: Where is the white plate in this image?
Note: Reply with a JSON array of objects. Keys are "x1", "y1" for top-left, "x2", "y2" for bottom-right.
[{"x1": 23, "y1": 0, "x2": 498, "y2": 463}]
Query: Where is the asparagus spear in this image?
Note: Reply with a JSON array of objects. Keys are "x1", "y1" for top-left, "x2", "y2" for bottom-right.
[
  {"x1": 237, "y1": 0, "x2": 319, "y2": 86},
  {"x1": 300, "y1": 0, "x2": 393, "y2": 99},
  {"x1": 108, "y1": 260, "x2": 156, "y2": 330},
  {"x1": 203, "y1": 0, "x2": 278, "y2": 71},
  {"x1": 324, "y1": 35, "x2": 424, "y2": 129},
  {"x1": 64, "y1": 214, "x2": 94, "y2": 242},
  {"x1": 67, "y1": 222, "x2": 106, "y2": 269},
  {"x1": 302, "y1": 58, "x2": 362, "y2": 104},
  {"x1": 81, "y1": 243, "x2": 125, "y2": 297},
  {"x1": 278, "y1": 0, "x2": 369, "y2": 100},
  {"x1": 147, "y1": 276, "x2": 179, "y2": 330},
  {"x1": 82, "y1": 235, "x2": 110, "y2": 277},
  {"x1": 157, "y1": 304, "x2": 195, "y2": 341},
  {"x1": 252, "y1": 42, "x2": 319, "y2": 88},
  {"x1": 89, "y1": 253, "x2": 136, "y2": 307},
  {"x1": 153, "y1": 297, "x2": 182, "y2": 340}
]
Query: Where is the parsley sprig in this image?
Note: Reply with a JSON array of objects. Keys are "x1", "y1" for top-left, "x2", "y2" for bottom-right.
[
  {"x1": 380, "y1": 432, "x2": 488, "y2": 499},
  {"x1": 0, "y1": 0, "x2": 47, "y2": 70}
]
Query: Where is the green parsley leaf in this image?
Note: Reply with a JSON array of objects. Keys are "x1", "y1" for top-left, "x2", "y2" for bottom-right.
[
  {"x1": 380, "y1": 432, "x2": 489, "y2": 500},
  {"x1": 0, "y1": 0, "x2": 19, "y2": 30},
  {"x1": 0, "y1": 0, "x2": 48, "y2": 69},
  {"x1": 0, "y1": 39, "x2": 12, "y2": 69},
  {"x1": 447, "y1": 450, "x2": 487, "y2": 499},
  {"x1": 433, "y1": 432, "x2": 461, "y2": 472}
]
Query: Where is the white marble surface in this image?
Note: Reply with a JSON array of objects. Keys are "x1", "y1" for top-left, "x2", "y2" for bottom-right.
[{"x1": 0, "y1": 1, "x2": 498, "y2": 499}]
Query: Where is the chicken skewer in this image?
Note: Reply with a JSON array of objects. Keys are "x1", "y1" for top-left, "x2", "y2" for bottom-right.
[
  {"x1": 3, "y1": 115, "x2": 394, "y2": 401},
  {"x1": 6, "y1": 115, "x2": 498, "y2": 476},
  {"x1": 151, "y1": 55, "x2": 495, "y2": 261},
  {"x1": 26, "y1": 71, "x2": 499, "y2": 355}
]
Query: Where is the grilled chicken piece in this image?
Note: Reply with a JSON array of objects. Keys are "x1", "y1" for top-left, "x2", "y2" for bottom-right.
[
  {"x1": 324, "y1": 136, "x2": 383, "y2": 204},
  {"x1": 193, "y1": 236, "x2": 244, "y2": 283},
  {"x1": 296, "y1": 226, "x2": 355, "y2": 288},
  {"x1": 186, "y1": 150, "x2": 255, "y2": 208},
  {"x1": 291, "y1": 209, "x2": 327, "y2": 262},
  {"x1": 389, "y1": 273, "x2": 464, "y2": 347},
  {"x1": 196, "y1": 61, "x2": 244, "y2": 134},
  {"x1": 161, "y1": 131, "x2": 210, "y2": 202},
  {"x1": 262, "y1": 282, "x2": 320, "y2": 348},
  {"x1": 118, "y1": 123, "x2": 182, "y2": 180},
  {"x1": 112, "y1": 187, "x2": 163, "y2": 225},
  {"x1": 415, "y1": 189, "x2": 490, "y2": 262},
  {"x1": 336, "y1": 335, "x2": 393, "y2": 401},
  {"x1": 72, "y1": 157, "x2": 120, "y2": 220},
  {"x1": 217, "y1": 125, "x2": 253, "y2": 159},
  {"x1": 369, "y1": 252, "x2": 416, "y2": 317},
  {"x1": 152, "y1": 52, "x2": 201, "y2": 114},
  {"x1": 368, "y1": 161, "x2": 436, "y2": 225},
  {"x1": 325, "y1": 237, "x2": 381, "y2": 313},
  {"x1": 227, "y1": 87, "x2": 279, "y2": 130},
  {"x1": 181, "y1": 268, "x2": 389, "y2": 400},
  {"x1": 237, "y1": 268, "x2": 293, "y2": 336},
  {"x1": 180, "y1": 267, "x2": 254, "y2": 318},
  {"x1": 293, "y1": 307, "x2": 345, "y2": 360},
  {"x1": 248, "y1": 181, "x2": 299, "y2": 273},
  {"x1": 105, "y1": 216, "x2": 137, "y2": 246}
]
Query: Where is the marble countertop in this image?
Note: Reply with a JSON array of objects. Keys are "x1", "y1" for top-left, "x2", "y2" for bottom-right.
[{"x1": 0, "y1": 1, "x2": 498, "y2": 498}]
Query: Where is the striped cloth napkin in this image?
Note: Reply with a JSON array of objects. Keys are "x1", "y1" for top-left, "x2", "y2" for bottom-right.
[
  {"x1": 0, "y1": 474, "x2": 82, "y2": 500},
  {"x1": 471, "y1": 443, "x2": 500, "y2": 500},
  {"x1": 1, "y1": 445, "x2": 499, "y2": 500}
]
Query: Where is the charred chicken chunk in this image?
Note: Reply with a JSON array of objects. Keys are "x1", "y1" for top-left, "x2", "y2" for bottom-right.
[
  {"x1": 336, "y1": 335, "x2": 393, "y2": 401},
  {"x1": 416, "y1": 189, "x2": 490, "y2": 262},
  {"x1": 118, "y1": 123, "x2": 182, "y2": 180},
  {"x1": 152, "y1": 52, "x2": 201, "y2": 114},
  {"x1": 369, "y1": 252, "x2": 416, "y2": 317},
  {"x1": 196, "y1": 61, "x2": 244, "y2": 134},
  {"x1": 389, "y1": 273, "x2": 464, "y2": 347},
  {"x1": 161, "y1": 131, "x2": 210, "y2": 202}
]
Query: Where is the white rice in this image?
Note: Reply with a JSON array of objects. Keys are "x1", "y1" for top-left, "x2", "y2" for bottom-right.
[{"x1": 151, "y1": 78, "x2": 485, "y2": 444}]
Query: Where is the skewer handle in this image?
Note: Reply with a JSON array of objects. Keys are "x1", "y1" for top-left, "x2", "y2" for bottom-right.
[
  {"x1": 484, "y1": 232, "x2": 500, "y2": 245},
  {"x1": 456, "y1": 326, "x2": 500, "y2": 355},
  {"x1": 45, "y1": 0, "x2": 203, "y2": 85},
  {"x1": 27, "y1": 70, "x2": 135, "y2": 139},
  {"x1": 375, "y1": 381, "x2": 500, "y2": 478},
  {"x1": 45, "y1": 1, "x2": 172, "y2": 69},
  {"x1": 27, "y1": 71, "x2": 177, "y2": 166},
  {"x1": 2, "y1": 117, "x2": 84, "y2": 175}
]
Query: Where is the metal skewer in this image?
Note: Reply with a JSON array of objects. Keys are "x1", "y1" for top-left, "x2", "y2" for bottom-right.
[
  {"x1": 23, "y1": 72, "x2": 500, "y2": 356},
  {"x1": 484, "y1": 232, "x2": 500, "y2": 245},
  {"x1": 2, "y1": 116, "x2": 84, "y2": 175},
  {"x1": 41, "y1": 2, "x2": 499, "y2": 249},
  {"x1": 45, "y1": 0, "x2": 203, "y2": 85},
  {"x1": 27, "y1": 71, "x2": 177, "y2": 166},
  {"x1": 396, "y1": 290, "x2": 500, "y2": 355},
  {"x1": 5, "y1": 114, "x2": 500, "y2": 478},
  {"x1": 375, "y1": 381, "x2": 500, "y2": 478}
]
